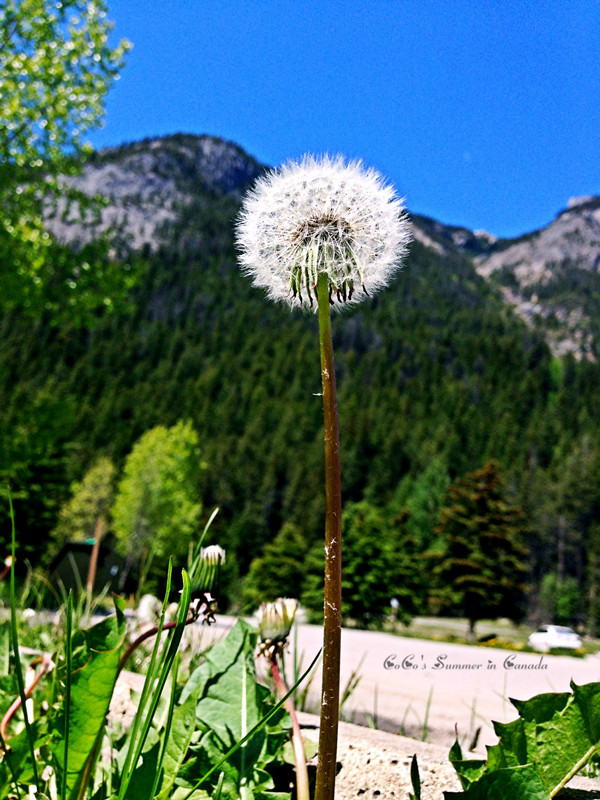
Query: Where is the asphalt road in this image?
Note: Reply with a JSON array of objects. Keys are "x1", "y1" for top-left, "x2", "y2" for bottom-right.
[
  {"x1": 209, "y1": 616, "x2": 600, "y2": 751},
  {"x1": 288, "y1": 623, "x2": 600, "y2": 750}
]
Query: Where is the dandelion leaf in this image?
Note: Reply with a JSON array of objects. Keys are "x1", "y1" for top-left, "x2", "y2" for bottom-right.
[
  {"x1": 50, "y1": 599, "x2": 127, "y2": 799},
  {"x1": 444, "y1": 764, "x2": 550, "y2": 799},
  {"x1": 446, "y1": 681, "x2": 600, "y2": 798}
]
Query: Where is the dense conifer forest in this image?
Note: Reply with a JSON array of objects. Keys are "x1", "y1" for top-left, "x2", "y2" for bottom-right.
[{"x1": 2, "y1": 136, "x2": 600, "y2": 627}]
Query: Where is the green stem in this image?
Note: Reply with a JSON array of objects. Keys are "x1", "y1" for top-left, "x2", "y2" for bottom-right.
[{"x1": 314, "y1": 273, "x2": 343, "y2": 800}]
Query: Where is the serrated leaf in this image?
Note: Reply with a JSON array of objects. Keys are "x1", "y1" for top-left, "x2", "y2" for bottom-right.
[
  {"x1": 449, "y1": 681, "x2": 600, "y2": 797},
  {"x1": 444, "y1": 764, "x2": 551, "y2": 799}
]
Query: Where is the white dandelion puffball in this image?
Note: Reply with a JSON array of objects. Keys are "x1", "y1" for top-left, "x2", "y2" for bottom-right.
[{"x1": 236, "y1": 154, "x2": 412, "y2": 311}]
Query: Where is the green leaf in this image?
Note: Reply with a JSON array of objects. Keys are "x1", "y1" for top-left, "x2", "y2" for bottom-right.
[
  {"x1": 176, "y1": 619, "x2": 305, "y2": 800},
  {"x1": 448, "y1": 682, "x2": 600, "y2": 797},
  {"x1": 122, "y1": 738, "x2": 161, "y2": 800},
  {"x1": 191, "y1": 621, "x2": 268, "y2": 785},
  {"x1": 410, "y1": 753, "x2": 421, "y2": 799},
  {"x1": 447, "y1": 737, "x2": 486, "y2": 790},
  {"x1": 50, "y1": 601, "x2": 127, "y2": 799},
  {"x1": 282, "y1": 736, "x2": 317, "y2": 766},
  {"x1": 444, "y1": 765, "x2": 550, "y2": 799}
]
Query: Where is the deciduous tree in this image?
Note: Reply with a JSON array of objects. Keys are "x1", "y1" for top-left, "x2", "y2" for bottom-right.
[
  {"x1": 111, "y1": 421, "x2": 204, "y2": 590},
  {"x1": 1, "y1": 0, "x2": 132, "y2": 320}
]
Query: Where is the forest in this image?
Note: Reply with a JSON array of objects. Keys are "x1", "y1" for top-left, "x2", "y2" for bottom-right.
[{"x1": 2, "y1": 146, "x2": 600, "y2": 630}]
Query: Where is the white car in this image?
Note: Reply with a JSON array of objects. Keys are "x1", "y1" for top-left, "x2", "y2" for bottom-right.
[{"x1": 528, "y1": 625, "x2": 582, "y2": 653}]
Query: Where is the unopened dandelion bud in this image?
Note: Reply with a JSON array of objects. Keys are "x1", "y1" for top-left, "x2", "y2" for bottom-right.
[
  {"x1": 257, "y1": 597, "x2": 298, "y2": 653},
  {"x1": 200, "y1": 545, "x2": 226, "y2": 567}
]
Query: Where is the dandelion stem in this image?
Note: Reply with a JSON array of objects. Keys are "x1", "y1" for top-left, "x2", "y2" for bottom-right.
[
  {"x1": 315, "y1": 272, "x2": 342, "y2": 800},
  {"x1": 270, "y1": 655, "x2": 310, "y2": 800}
]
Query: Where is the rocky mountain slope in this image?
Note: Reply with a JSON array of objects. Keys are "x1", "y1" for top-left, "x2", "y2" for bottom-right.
[
  {"x1": 413, "y1": 197, "x2": 600, "y2": 360},
  {"x1": 46, "y1": 133, "x2": 600, "y2": 360},
  {"x1": 47, "y1": 133, "x2": 263, "y2": 252}
]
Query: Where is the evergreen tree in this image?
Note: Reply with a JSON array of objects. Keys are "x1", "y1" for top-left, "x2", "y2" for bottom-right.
[
  {"x1": 242, "y1": 522, "x2": 308, "y2": 608},
  {"x1": 388, "y1": 457, "x2": 450, "y2": 551},
  {"x1": 302, "y1": 501, "x2": 425, "y2": 628},
  {"x1": 430, "y1": 462, "x2": 529, "y2": 638}
]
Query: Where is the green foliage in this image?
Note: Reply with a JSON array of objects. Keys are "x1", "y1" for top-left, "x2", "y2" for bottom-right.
[
  {"x1": 302, "y1": 501, "x2": 425, "y2": 627},
  {"x1": 539, "y1": 574, "x2": 582, "y2": 627},
  {"x1": 430, "y1": 462, "x2": 529, "y2": 637},
  {"x1": 0, "y1": 0, "x2": 135, "y2": 322},
  {"x1": 1, "y1": 0, "x2": 128, "y2": 167},
  {"x1": 388, "y1": 457, "x2": 450, "y2": 551},
  {"x1": 409, "y1": 753, "x2": 422, "y2": 800},
  {"x1": 50, "y1": 455, "x2": 116, "y2": 554},
  {"x1": 242, "y1": 523, "x2": 309, "y2": 609},
  {"x1": 178, "y1": 620, "x2": 291, "y2": 800},
  {"x1": 1, "y1": 528, "x2": 303, "y2": 799},
  {"x1": 4, "y1": 137, "x2": 600, "y2": 628},
  {"x1": 111, "y1": 421, "x2": 205, "y2": 588},
  {"x1": 445, "y1": 682, "x2": 600, "y2": 798}
]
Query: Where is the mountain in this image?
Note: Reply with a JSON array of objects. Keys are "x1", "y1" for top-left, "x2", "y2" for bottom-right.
[
  {"x1": 3, "y1": 133, "x2": 600, "y2": 618},
  {"x1": 47, "y1": 133, "x2": 264, "y2": 252},
  {"x1": 47, "y1": 134, "x2": 600, "y2": 361},
  {"x1": 412, "y1": 197, "x2": 600, "y2": 360}
]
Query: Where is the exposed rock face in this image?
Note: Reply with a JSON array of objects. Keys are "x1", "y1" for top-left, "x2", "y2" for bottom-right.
[
  {"x1": 413, "y1": 197, "x2": 600, "y2": 360},
  {"x1": 45, "y1": 133, "x2": 263, "y2": 252},
  {"x1": 476, "y1": 198, "x2": 600, "y2": 286}
]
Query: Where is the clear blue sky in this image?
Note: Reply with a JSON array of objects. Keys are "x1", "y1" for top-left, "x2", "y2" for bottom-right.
[{"x1": 90, "y1": 1, "x2": 600, "y2": 239}]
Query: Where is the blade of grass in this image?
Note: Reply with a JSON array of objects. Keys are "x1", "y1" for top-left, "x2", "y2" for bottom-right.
[
  {"x1": 116, "y1": 559, "x2": 175, "y2": 794},
  {"x1": 213, "y1": 771, "x2": 225, "y2": 800},
  {"x1": 149, "y1": 652, "x2": 180, "y2": 799},
  {"x1": 7, "y1": 491, "x2": 39, "y2": 787},
  {"x1": 422, "y1": 686, "x2": 434, "y2": 742},
  {"x1": 61, "y1": 591, "x2": 74, "y2": 800},
  {"x1": 117, "y1": 566, "x2": 192, "y2": 800},
  {"x1": 339, "y1": 652, "x2": 365, "y2": 713},
  {"x1": 188, "y1": 508, "x2": 220, "y2": 585}
]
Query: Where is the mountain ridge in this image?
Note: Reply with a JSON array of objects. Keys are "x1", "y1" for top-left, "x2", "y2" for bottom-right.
[{"x1": 45, "y1": 132, "x2": 600, "y2": 360}]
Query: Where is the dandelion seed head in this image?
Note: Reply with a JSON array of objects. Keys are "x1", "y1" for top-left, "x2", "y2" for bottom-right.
[{"x1": 236, "y1": 154, "x2": 412, "y2": 311}]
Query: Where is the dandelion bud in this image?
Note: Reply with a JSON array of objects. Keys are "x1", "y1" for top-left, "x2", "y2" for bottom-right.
[
  {"x1": 257, "y1": 597, "x2": 299, "y2": 656},
  {"x1": 200, "y1": 545, "x2": 226, "y2": 567}
]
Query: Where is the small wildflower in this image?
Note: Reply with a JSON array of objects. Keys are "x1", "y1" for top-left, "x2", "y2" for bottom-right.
[{"x1": 236, "y1": 154, "x2": 412, "y2": 310}]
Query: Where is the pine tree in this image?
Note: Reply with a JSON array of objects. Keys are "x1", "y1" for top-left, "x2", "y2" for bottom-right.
[
  {"x1": 430, "y1": 462, "x2": 529, "y2": 638},
  {"x1": 242, "y1": 522, "x2": 308, "y2": 608}
]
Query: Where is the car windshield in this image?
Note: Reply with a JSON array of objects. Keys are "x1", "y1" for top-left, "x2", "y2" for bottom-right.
[{"x1": 554, "y1": 626, "x2": 576, "y2": 635}]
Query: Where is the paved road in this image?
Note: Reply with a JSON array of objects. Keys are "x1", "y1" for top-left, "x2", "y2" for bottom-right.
[
  {"x1": 288, "y1": 623, "x2": 600, "y2": 749},
  {"x1": 208, "y1": 617, "x2": 600, "y2": 751}
]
